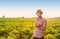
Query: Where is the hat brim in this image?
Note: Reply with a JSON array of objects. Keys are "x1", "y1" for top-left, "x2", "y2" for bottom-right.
[{"x1": 36, "y1": 12, "x2": 43, "y2": 14}]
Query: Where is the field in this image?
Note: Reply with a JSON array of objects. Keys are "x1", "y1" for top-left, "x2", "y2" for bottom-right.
[{"x1": 0, "y1": 17, "x2": 60, "y2": 39}]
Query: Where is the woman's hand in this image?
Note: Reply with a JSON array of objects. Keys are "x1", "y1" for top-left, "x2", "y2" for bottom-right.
[{"x1": 35, "y1": 23, "x2": 42, "y2": 27}]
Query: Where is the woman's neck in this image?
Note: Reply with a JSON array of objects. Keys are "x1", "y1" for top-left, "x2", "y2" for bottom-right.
[
  {"x1": 38, "y1": 16, "x2": 42, "y2": 18},
  {"x1": 37, "y1": 16, "x2": 43, "y2": 20}
]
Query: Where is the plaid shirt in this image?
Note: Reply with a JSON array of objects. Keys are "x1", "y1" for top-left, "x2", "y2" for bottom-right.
[{"x1": 32, "y1": 18, "x2": 46, "y2": 38}]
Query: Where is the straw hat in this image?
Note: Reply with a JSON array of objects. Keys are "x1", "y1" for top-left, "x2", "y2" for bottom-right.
[{"x1": 36, "y1": 10, "x2": 43, "y2": 14}]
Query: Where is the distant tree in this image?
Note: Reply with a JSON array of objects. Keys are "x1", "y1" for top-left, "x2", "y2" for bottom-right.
[
  {"x1": 2, "y1": 15, "x2": 5, "y2": 18},
  {"x1": 21, "y1": 16, "x2": 24, "y2": 18}
]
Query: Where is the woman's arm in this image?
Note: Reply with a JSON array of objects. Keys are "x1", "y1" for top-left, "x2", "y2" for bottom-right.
[
  {"x1": 34, "y1": 19, "x2": 42, "y2": 28},
  {"x1": 41, "y1": 19, "x2": 47, "y2": 31}
]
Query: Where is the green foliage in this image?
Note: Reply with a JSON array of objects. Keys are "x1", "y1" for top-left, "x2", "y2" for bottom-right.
[{"x1": 0, "y1": 18, "x2": 60, "y2": 39}]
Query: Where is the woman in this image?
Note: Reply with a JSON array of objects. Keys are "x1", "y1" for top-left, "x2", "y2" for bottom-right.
[{"x1": 32, "y1": 10, "x2": 47, "y2": 39}]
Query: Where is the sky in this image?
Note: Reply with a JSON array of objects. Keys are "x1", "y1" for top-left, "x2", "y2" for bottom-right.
[{"x1": 0, "y1": 0, "x2": 60, "y2": 18}]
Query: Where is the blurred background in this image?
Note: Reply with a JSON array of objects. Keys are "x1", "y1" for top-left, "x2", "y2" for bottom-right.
[{"x1": 0, "y1": 0, "x2": 60, "y2": 39}]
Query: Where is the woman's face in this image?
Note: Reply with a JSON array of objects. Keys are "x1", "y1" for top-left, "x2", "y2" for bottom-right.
[{"x1": 36, "y1": 13, "x2": 42, "y2": 18}]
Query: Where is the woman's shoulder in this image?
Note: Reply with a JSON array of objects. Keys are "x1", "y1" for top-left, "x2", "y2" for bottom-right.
[
  {"x1": 34, "y1": 17, "x2": 38, "y2": 22},
  {"x1": 42, "y1": 18, "x2": 46, "y2": 22},
  {"x1": 34, "y1": 17, "x2": 38, "y2": 20}
]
